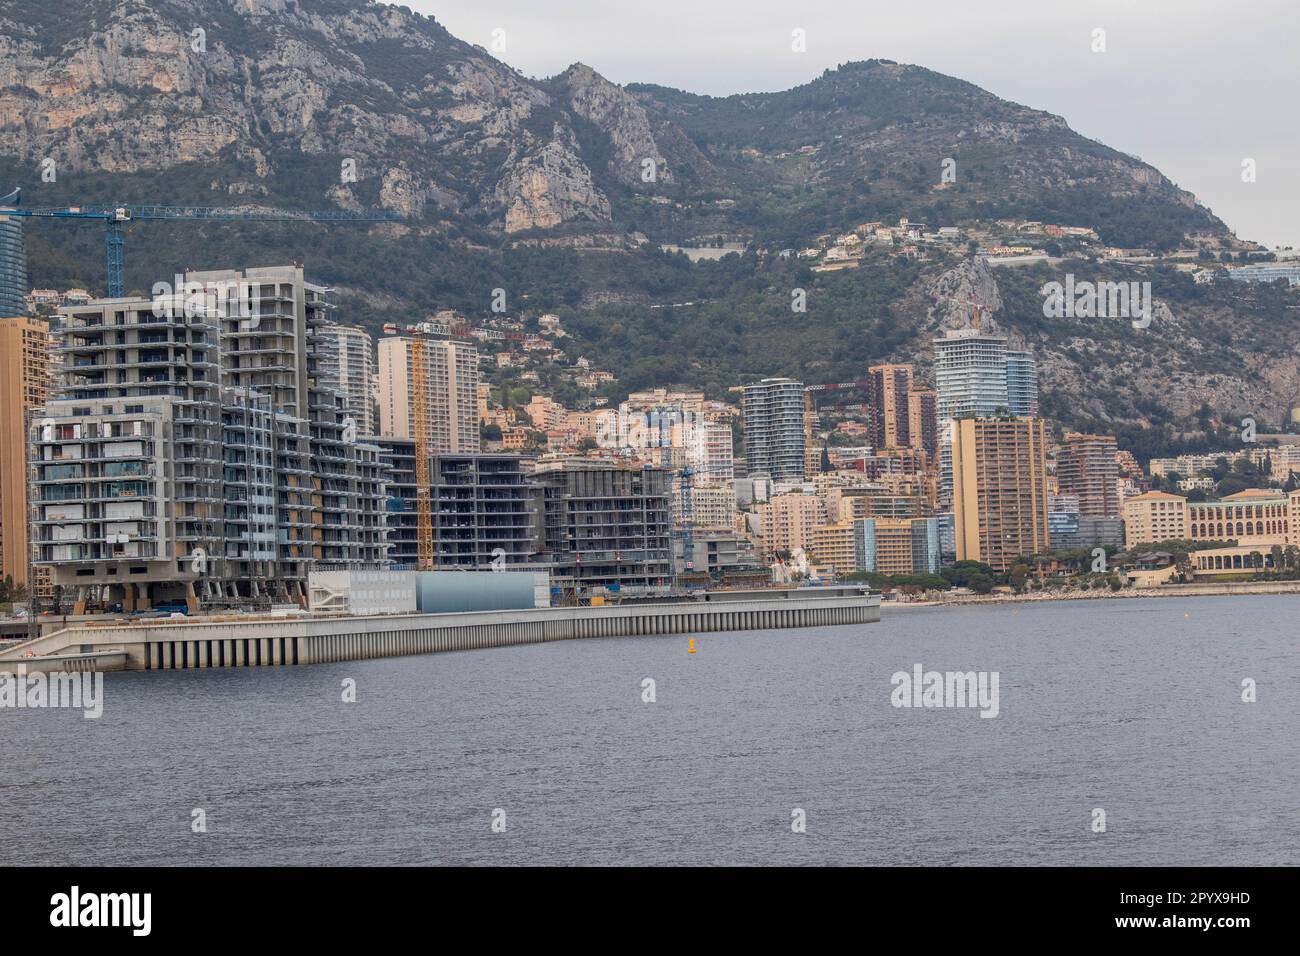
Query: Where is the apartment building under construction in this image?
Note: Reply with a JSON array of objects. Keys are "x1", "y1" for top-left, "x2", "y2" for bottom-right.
[{"x1": 30, "y1": 266, "x2": 390, "y2": 612}]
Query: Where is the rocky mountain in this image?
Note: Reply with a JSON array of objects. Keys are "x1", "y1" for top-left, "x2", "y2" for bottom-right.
[
  {"x1": 1, "y1": 0, "x2": 1291, "y2": 455},
  {"x1": 1, "y1": 0, "x2": 1230, "y2": 244}
]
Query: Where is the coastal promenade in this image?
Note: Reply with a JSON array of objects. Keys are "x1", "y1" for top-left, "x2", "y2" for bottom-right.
[
  {"x1": 886, "y1": 579, "x2": 1300, "y2": 607},
  {"x1": 0, "y1": 586, "x2": 880, "y2": 673}
]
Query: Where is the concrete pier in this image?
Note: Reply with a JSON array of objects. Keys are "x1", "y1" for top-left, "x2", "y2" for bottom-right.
[{"x1": 0, "y1": 586, "x2": 879, "y2": 673}]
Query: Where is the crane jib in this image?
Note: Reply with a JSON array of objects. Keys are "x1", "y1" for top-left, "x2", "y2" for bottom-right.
[{"x1": 0, "y1": 199, "x2": 401, "y2": 298}]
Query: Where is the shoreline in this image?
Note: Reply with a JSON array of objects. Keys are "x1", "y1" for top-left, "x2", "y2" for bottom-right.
[
  {"x1": 0, "y1": 586, "x2": 881, "y2": 672},
  {"x1": 883, "y1": 580, "x2": 1300, "y2": 608}
]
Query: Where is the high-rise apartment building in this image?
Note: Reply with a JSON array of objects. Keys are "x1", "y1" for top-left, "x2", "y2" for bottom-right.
[
  {"x1": 933, "y1": 329, "x2": 1010, "y2": 421},
  {"x1": 852, "y1": 518, "x2": 911, "y2": 575},
  {"x1": 933, "y1": 328, "x2": 1040, "y2": 502},
  {"x1": 192, "y1": 265, "x2": 316, "y2": 420},
  {"x1": 0, "y1": 315, "x2": 48, "y2": 590},
  {"x1": 1057, "y1": 433, "x2": 1120, "y2": 519},
  {"x1": 742, "y1": 378, "x2": 805, "y2": 480},
  {"x1": 846, "y1": 516, "x2": 941, "y2": 575},
  {"x1": 191, "y1": 265, "x2": 390, "y2": 572},
  {"x1": 375, "y1": 442, "x2": 543, "y2": 570},
  {"x1": 910, "y1": 515, "x2": 942, "y2": 574},
  {"x1": 34, "y1": 295, "x2": 237, "y2": 610},
  {"x1": 0, "y1": 202, "x2": 27, "y2": 317},
  {"x1": 378, "y1": 335, "x2": 480, "y2": 453},
  {"x1": 868, "y1": 364, "x2": 914, "y2": 449},
  {"x1": 907, "y1": 386, "x2": 938, "y2": 463},
  {"x1": 951, "y1": 417, "x2": 1051, "y2": 571},
  {"x1": 810, "y1": 521, "x2": 858, "y2": 574},
  {"x1": 1006, "y1": 351, "x2": 1039, "y2": 417},
  {"x1": 934, "y1": 328, "x2": 1009, "y2": 503},
  {"x1": 317, "y1": 322, "x2": 376, "y2": 436}
]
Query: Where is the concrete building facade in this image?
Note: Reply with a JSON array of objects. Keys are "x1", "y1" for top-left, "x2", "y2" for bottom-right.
[
  {"x1": 1006, "y1": 351, "x2": 1039, "y2": 417},
  {"x1": 31, "y1": 266, "x2": 391, "y2": 611},
  {"x1": 378, "y1": 335, "x2": 480, "y2": 453},
  {"x1": 907, "y1": 386, "x2": 938, "y2": 464},
  {"x1": 0, "y1": 315, "x2": 48, "y2": 590},
  {"x1": 1057, "y1": 433, "x2": 1120, "y2": 520},
  {"x1": 758, "y1": 492, "x2": 826, "y2": 558},
  {"x1": 1123, "y1": 488, "x2": 1294, "y2": 551},
  {"x1": 951, "y1": 417, "x2": 1051, "y2": 571},
  {"x1": 742, "y1": 378, "x2": 806, "y2": 480},
  {"x1": 0, "y1": 205, "x2": 27, "y2": 318},
  {"x1": 867, "y1": 364, "x2": 914, "y2": 450},
  {"x1": 316, "y1": 322, "x2": 376, "y2": 436},
  {"x1": 537, "y1": 460, "x2": 674, "y2": 597}
]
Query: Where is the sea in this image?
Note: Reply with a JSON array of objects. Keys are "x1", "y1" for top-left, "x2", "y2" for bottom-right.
[{"x1": 1, "y1": 595, "x2": 1295, "y2": 866}]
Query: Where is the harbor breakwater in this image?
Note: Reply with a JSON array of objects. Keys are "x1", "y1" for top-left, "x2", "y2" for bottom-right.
[{"x1": 0, "y1": 586, "x2": 880, "y2": 673}]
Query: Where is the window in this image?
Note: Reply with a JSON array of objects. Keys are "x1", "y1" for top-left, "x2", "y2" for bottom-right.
[{"x1": 43, "y1": 484, "x2": 84, "y2": 501}]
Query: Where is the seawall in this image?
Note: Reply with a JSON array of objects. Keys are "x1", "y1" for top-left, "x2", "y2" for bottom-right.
[{"x1": 0, "y1": 586, "x2": 880, "y2": 672}]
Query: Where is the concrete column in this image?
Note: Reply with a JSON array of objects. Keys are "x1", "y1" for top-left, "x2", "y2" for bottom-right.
[
  {"x1": 258, "y1": 638, "x2": 270, "y2": 665},
  {"x1": 235, "y1": 640, "x2": 246, "y2": 667},
  {"x1": 198, "y1": 641, "x2": 209, "y2": 668}
]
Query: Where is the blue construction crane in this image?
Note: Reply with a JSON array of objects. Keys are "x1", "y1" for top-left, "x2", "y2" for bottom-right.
[
  {"x1": 0, "y1": 187, "x2": 401, "y2": 297},
  {"x1": 677, "y1": 464, "x2": 695, "y2": 572}
]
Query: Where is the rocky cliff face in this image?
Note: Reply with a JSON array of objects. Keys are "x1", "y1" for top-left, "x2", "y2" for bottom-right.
[
  {"x1": 493, "y1": 124, "x2": 611, "y2": 232},
  {"x1": 0, "y1": 0, "x2": 622, "y2": 231},
  {"x1": 926, "y1": 258, "x2": 1006, "y2": 333},
  {"x1": 0, "y1": 0, "x2": 1231, "y2": 245},
  {"x1": 557, "y1": 63, "x2": 670, "y2": 187}
]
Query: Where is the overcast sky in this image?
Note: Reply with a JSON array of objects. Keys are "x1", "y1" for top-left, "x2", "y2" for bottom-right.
[{"x1": 413, "y1": 0, "x2": 1298, "y2": 249}]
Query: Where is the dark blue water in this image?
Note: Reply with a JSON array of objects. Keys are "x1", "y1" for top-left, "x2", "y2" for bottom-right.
[{"x1": 2, "y1": 596, "x2": 1296, "y2": 865}]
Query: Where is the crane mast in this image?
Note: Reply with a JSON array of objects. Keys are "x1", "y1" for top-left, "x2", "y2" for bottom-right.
[{"x1": 409, "y1": 336, "x2": 435, "y2": 572}]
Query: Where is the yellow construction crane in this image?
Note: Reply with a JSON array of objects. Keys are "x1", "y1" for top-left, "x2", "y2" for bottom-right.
[
  {"x1": 385, "y1": 322, "x2": 441, "y2": 570},
  {"x1": 410, "y1": 336, "x2": 434, "y2": 571}
]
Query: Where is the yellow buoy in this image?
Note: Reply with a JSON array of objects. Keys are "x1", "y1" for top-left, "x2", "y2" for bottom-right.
[{"x1": 688, "y1": 637, "x2": 697, "y2": 655}]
